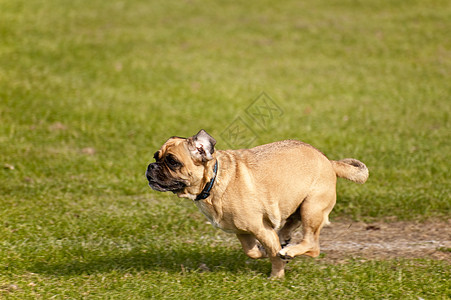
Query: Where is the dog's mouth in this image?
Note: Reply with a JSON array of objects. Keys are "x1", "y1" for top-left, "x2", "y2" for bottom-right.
[{"x1": 146, "y1": 173, "x2": 186, "y2": 193}]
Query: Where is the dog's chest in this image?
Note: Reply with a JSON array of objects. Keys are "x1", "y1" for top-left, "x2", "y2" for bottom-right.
[{"x1": 195, "y1": 201, "x2": 236, "y2": 233}]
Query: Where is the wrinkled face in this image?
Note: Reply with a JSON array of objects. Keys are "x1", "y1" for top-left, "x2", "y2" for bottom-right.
[
  {"x1": 146, "y1": 137, "x2": 191, "y2": 193},
  {"x1": 145, "y1": 130, "x2": 216, "y2": 194}
]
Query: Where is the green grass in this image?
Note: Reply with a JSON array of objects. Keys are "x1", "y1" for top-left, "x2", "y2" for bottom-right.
[
  {"x1": 0, "y1": 0, "x2": 450, "y2": 298},
  {"x1": 0, "y1": 197, "x2": 450, "y2": 298}
]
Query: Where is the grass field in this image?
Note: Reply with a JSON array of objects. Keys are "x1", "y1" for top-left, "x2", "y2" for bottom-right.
[{"x1": 0, "y1": 0, "x2": 450, "y2": 298}]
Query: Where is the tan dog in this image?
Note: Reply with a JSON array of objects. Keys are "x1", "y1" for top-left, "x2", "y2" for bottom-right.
[{"x1": 146, "y1": 130, "x2": 368, "y2": 277}]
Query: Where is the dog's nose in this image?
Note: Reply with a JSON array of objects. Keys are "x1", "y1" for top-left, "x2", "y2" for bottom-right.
[{"x1": 146, "y1": 164, "x2": 158, "y2": 181}]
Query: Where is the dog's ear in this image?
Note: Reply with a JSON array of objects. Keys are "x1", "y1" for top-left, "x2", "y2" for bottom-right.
[{"x1": 188, "y1": 129, "x2": 216, "y2": 162}]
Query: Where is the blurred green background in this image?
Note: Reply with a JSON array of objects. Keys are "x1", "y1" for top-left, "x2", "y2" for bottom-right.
[{"x1": 1, "y1": 0, "x2": 449, "y2": 219}]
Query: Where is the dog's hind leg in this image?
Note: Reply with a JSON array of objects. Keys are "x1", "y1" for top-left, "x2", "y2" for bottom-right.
[
  {"x1": 277, "y1": 206, "x2": 302, "y2": 247},
  {"x1": 278, "y1": 190, "x2": 336, "y2": 259}
]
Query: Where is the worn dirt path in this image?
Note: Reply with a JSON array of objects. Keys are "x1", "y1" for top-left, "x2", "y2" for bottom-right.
[{"x1": 300, "y1": 220, "x2": 451, "y2": 262}]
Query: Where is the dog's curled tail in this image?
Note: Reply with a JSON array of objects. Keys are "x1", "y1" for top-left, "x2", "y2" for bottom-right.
[{"x1": 331, "y1": 158, "x2": 369, "y2": 184}]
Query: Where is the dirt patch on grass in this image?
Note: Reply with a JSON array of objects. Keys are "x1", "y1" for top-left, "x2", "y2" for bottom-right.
[{"x1": 307, "y1": 220, "x2": 451, "y2": 262}]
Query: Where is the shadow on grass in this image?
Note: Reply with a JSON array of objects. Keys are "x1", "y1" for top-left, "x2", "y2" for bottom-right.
[{"x1": 30, "y1": 246, "x2": 269, "y2": 276}]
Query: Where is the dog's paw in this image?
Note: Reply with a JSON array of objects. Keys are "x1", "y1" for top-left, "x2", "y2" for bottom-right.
[{"x1": 277, "y1": 250, "x2": 294, "y2": 262}]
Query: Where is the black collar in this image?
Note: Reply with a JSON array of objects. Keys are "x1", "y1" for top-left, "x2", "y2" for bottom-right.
[{"x1": 195, "y1": 160, "x2": 218, "y2": 201}]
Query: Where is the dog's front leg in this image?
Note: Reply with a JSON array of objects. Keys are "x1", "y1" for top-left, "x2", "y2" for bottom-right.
[
  {"x1": 236, "y1": 234, "x2": 267, "y2": 259},
  {"x1": 253, "y1": 226, "x2": 287, "y2": 278}
]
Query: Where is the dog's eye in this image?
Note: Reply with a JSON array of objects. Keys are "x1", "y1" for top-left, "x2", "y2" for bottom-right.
[
  {"x1": 166, "y1": 156, "x2": 177, "y2": 165},
  {"x1": 166, "y1": 155, "x2": 180, "y2": 168}
]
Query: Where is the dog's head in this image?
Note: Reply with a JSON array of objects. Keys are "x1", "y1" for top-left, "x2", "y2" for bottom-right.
[{"x1": 146, "y1": 129, "x2": 216, "y2": 198}]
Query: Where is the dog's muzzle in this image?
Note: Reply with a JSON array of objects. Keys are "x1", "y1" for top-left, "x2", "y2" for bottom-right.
[{"x1": 146, "y1": 163, "x2": 186, "y2": 193}]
